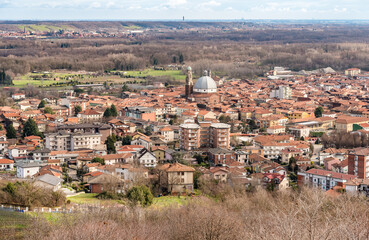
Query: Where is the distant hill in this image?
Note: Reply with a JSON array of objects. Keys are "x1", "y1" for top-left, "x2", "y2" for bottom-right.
[{"x1": 0, "y1": 21, "x2": 255, "y2": 32}]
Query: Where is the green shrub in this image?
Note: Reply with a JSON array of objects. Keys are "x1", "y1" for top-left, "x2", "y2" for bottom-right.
[{"x1": 126, "y1": 185, "x2": 153, "y2": 207}]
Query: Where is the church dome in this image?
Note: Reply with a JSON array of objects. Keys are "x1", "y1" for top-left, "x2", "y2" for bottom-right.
[{"x1": 194, "y1": 76, "x2": 217, "y2": 93}]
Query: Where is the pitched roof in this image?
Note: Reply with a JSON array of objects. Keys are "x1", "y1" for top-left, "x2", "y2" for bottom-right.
[
  {"x1": 88, "y1": 173, "x2": 122, "y2": 184},
  {"x1": 304, "y1": 169, "x2": 356, "y2": 181},
  {"x1": 0, "y1": 159, "x2": 14, "y2": 164},
  {"x1": 159, "y1": 162, "x2": 195, "y2": 172},
  {"x1": 35, "y1": 174, "x2": 63, "y2": 186}
]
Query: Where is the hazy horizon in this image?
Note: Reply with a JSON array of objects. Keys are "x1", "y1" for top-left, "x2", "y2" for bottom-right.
[{"x1": 1, "y1": 0, "x2": 368, "y2": 21}]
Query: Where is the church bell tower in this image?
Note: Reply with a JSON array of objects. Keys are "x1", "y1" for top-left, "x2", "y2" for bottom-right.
[{"x1": 185, "y1": 66, "x2": 193, "y2": 98}]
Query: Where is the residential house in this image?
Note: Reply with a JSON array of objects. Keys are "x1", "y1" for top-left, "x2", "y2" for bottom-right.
[
  {"x1": 267, "y1": 125, "x2": 286, "y2": 135},
  {"x1": 32, "y1": 148, "x2": 51, "y2": 161},
  {"x1": 16, "y1": 162, "x2": 44, "y2": 178},
  {"x1": 0, "y1": 159, "x2": 14, "y2": 170},
  {"x1": 88, "y1": 173, "x2": 124, "y2": 193},
  {"x1": 34, "y1": 174, "x2": 64, "y2": 191},
  {"x1": 137, "y1": 148, "x2": 157, "y2": 168},
  {"x1": 298, "y1": 169, "x2": 357, "y2": 191},
  {"x1": 208, "y1": 148, "x2": 235, "y2": 166},
  {"x1": 159, "y1": 162, "x2": 195, "y2": 194},
  {"x1": 160, "y1": 127, "x2": 174, "y2": 142},
  {"x1": 77, "y1": 109, "x2": 103, "y2": 123}
]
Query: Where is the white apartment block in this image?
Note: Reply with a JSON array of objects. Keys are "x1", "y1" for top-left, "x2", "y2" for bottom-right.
[
  {"x1": 270, "y1": 86, "x2": 292, "y2": 99},
  {"x1": 45, "y1": 132, "x2": 102, "y2": 151}
]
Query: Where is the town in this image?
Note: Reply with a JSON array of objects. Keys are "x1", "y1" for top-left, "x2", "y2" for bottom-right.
[
  {"x1": 1, "y1": 17, "x2": 369, "y2": 239},
  {"x1": 0, "y1": 65, "x2": 368, "y2": 201}
]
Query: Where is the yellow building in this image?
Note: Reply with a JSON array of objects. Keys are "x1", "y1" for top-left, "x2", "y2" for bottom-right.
[
  {"x1": 288, "y1": 111, "x2": 311, "y2": 120},
  {"x1": 258, "y1": 114, "x2": 288, "y2": 129},
  {"x1": 152, "y1": 146, "x2": 166, "y2": 162}
]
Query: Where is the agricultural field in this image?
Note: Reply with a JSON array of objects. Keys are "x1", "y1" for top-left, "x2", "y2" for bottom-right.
[
  {"x1": 0, "y1": 209, "x2": 31, "y2": 239},
  {"x1": 12, "y1": 69, "x2": 186, "y2": 88},
  {"x1": 16, "y1": 24, "x2": 74, "y2": 32},
  {"x1": 118, "y1": 69, "x2": 186, "y2": 81}
]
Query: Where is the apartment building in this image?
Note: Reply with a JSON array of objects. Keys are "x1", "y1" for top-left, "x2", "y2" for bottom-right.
[
  {"x1": 179, "y1": 123, "x2": 201, "y2": 151},
  {"x1": 298, "y1": 169, "x2": 356, "y2": 191},
  {"x1": 199, "y1": 122, "x2": 211, "y2": 148},
  {"x1": 57, "y1": 123, "x2": 112, "y2": 142},
  {"x1": 180, "y1": 122, "x2": 231, "y2": 150},
  {"x1": 269, "y1": 86, "x2": 292, "y2": 99},
  {"x1": 60, "y1": 97, "x2": 88, "y2": 116},
  {"x1": 209, "y1": 123, "x2": 231, "y2": 149},
  {"x1": 45, "y1": 132, "x2": 102, "y2": 151},
  {"x1": 348, "y1": 148, "x2": 369, "y2": 179}
]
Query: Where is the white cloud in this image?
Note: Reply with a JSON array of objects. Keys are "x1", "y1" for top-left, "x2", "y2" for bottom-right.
[
  {"x1": 0, "y1": 0, "x2": 367, "y2": 20},
  {"x1": 167, "y1": 0, "x2": 187, "y2": 8},
  {"x1": 200, "y1": 1, "x2": 221, "y2": 7},
  {"x1": 90, "y1": 2, "x2": 102, "y2": 8},
  {"x1": 128, "y1": 5, "x2": 142, "y2": 10},
  {"x1": 334, "y1": 7, "x2": 347, "y2": 12}
]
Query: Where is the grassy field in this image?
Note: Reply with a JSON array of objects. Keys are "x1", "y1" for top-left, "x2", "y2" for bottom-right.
[
  {"x1": 120, "y1": 69, "x2": 186, "y2": 80},
  {"x1": 16, "y1": 24, "x2": 73, "y2": 32},
  {"x1": 67, "y1": 193, "x2": 100, "y2": 204},
  {"x1": 152, "y1": 196, "x2": 190, "y2": 208},
  {"x1": 12, "y1": 69, "x2": 185, "y2": 88},
  {"x1": 67, "y1": 193, "x2": 193, "y2": 208},
  {"x1": 13, "y1": 79, "x2": 57, "y2": 88},
  {"x1": 122, "y1": 25, "x2": 141, "y2": 30},
  {"x1": 0, "y1": 210, "x2": 31, "y2": 239}
]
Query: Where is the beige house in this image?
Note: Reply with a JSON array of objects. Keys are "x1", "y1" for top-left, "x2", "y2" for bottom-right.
[
  {"x1": 159, "y1": 163, "x2": 195, "y2": 194},
  {"x1": 209, "y1": 167, "x2": 229, "y2": 182},
  {"x1": 160, "y1": 127, "x2": 174, "y2": 142},
  {"x1": 77, "y1": 109, "x2": 103, "y2": 123},
  {"x1": 267, "y1": 125, "x2": 286, "y2": 135},
  {"x1": 336, "y1": 116, "x2": 369, "y2": 132}
]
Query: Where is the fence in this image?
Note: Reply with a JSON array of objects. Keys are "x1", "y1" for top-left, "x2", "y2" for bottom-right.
[{"x1": 1, "y1": 203, "x2": 126, "y2": 214}]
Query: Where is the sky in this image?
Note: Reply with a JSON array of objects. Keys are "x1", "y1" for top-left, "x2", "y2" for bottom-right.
[{"x1": 0, "y1": 0, "x2": 368, "y2": 20}]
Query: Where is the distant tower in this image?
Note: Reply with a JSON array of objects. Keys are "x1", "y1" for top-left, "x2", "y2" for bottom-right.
[
  {"x1": 208, "y1": 70, "x2": 212, "y2": 78},
  {"x1": 183, "y1": 16, "x2": 185, "y2": 21},
  {"x1": 185, "y1": 66, "x2": 193, "y2": 98}
]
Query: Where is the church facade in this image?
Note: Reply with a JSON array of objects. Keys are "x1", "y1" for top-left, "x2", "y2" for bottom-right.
[{"x1": 185, "y1": 67, "x2": 222, "y2": 105}]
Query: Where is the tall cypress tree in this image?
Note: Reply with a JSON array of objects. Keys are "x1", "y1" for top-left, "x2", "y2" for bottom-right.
[
  {"x1": 105, "y1": 135, "x2": 116, "y2": 154},
  {"x1": 0, "y1": 70, "x2": 13, "y2": 85},
  {"x1": 103, "y1": 108, "x2": 112, "y2": 118},
  {"x1": 6, "y1": 124, "x2": 17, "y2": 139},
  {"x1": 23, "y1": 118, "x2": 40, "y2": 137},
  {"x1": 110, "y1": 104, "x2": 118, "y2": 117},
  {"x1": 38, "y1": 100, "x2": 46, "y2": 109}
]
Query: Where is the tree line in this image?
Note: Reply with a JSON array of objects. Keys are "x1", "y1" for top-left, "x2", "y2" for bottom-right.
[{"x1": 3, "y1": 37, "x2": 369, "y2": 78}]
